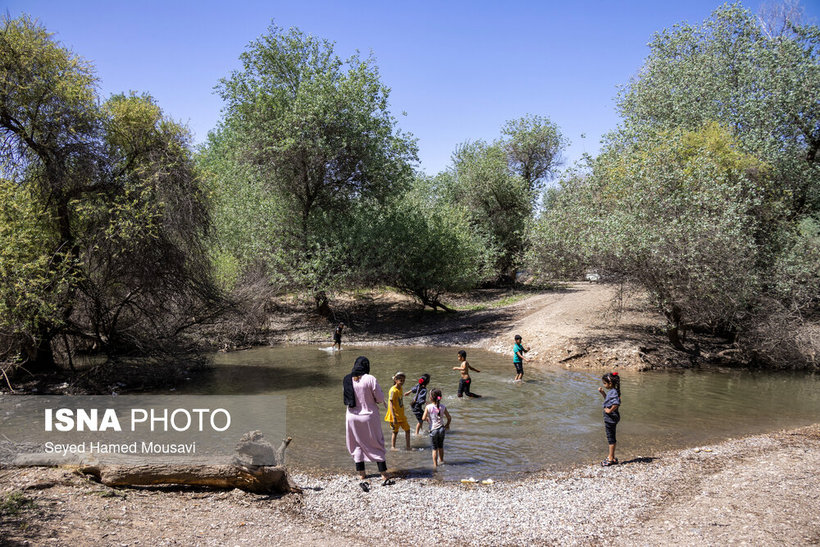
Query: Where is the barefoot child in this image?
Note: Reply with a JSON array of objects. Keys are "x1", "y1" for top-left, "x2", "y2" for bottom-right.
[
  {"x1": 333, "y1": 322, "x2": 344, "y2": 351},
  {"x1": 422, "y1": 388, "x2": 451, "y2": 467},
  {"x1": 453, "y1": 350, "x2": 481, "y2": 398},
  {"x1": 385, "y1": 372, "x2": 411, "y2": 450},
  {"x1": 405, "y1": 373, "x2": 430, "y2": 435},
  {"x1": 513, "y1": 334, "x2": 532, "y2": 381},
  {"x1": 597, "y1": 372, "x2": 621, "y2": 466}
]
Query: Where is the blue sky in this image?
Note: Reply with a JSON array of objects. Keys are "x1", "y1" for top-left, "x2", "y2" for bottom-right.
[{"x1": 4, "y1": 1, "x2": 819, "y2": 176}]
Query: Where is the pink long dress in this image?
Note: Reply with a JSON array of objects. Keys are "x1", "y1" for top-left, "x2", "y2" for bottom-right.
[{"x1": 345, "y1": 373, "x2": 387, "y2": 463}]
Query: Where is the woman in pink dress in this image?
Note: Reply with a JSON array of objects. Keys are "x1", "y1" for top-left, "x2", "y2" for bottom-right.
[{"x1": 343, "y1": 356, "x2": 389, "y2": 480}]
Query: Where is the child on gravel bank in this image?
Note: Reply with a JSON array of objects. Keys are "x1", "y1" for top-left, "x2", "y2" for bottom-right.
[
  {"x1": 422, "y1": 388, "x2": 451, "y2": 468},
  {"x1": 453, "y1": 350, "x2": 481, "y2": 398},
  {"x1": 405, "y1": 373, "x2": 430, "y2": 435},
  {"x1": 385, "y1": 372, "x2": 411, "y2": 450},
  {"x1": 598, "y1": 372, "x2": 621, "y2": 466}
]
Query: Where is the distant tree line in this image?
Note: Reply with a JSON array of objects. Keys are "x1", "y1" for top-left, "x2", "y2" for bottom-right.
[{"x1": 2, "y1": 2, "x2": 818, "y2": 376}]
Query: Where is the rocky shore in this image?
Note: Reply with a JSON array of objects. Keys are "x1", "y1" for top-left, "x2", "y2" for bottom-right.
[{"x1": 2, "y1": 424, "x2": 818, "y2": 545}]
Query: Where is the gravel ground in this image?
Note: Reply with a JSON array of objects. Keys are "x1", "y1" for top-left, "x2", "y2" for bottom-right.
[{"x1": 2, "y1": 424, "x2": 818, "y2": 546}]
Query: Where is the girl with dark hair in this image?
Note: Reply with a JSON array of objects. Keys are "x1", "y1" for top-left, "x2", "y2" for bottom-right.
[
  {"x1": 597, "y1": 371, "x2": 621, "y2": 466},
  {"x1": 405, "y1": 373, "x2": 430, "y2": 435},
  {"x1": 343, "y1": 356, "x2": 389, "y2": 481},
  {"x1": 421, "y1": 388, "x2": 451, "y2": 468}
]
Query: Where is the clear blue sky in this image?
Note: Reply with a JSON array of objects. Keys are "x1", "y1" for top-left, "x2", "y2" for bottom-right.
[{"x1": 5, "y1": 1, "x2": 819, "y2": 176}]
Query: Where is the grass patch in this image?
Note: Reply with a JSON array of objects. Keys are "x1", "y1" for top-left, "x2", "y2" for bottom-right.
[
  {"x1": 0, "y1": 492, "x2": 36, "y2": 517},
  {"x1": 454, "y1": 292, "x2": 531, "y2": 311}
]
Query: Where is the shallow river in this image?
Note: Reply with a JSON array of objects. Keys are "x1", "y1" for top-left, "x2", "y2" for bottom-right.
[{"x1": 178, "y1": 346, "x2": 819, "y2": 481}]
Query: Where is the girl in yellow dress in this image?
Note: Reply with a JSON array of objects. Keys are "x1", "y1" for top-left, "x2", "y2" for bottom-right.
[{"x1": 385, "y1": 372, "x2": 410, "y2": 450}]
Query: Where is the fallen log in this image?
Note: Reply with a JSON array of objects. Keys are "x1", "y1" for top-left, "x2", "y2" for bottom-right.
[
  {"x1": 80, "y1": 463, "x2": 293, "y2": 494},
  {"x1": 77, "y1": 434, "x2": 298, "y2": 494}
]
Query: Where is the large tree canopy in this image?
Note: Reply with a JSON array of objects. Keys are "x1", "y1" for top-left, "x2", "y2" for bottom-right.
[
  {"x1": 442, "y1": 115, "x2": 566, "y2": 281},
  {"x1": 0, "y1": 16, "x2": 217, "y2": 373},
  {"x1": 206, "y1": 24, "x2": 418, "y2": 302},
  {"x1": 501, "y1": 114, "x2": 566, "y2": 194},
  {"x1": 214, "y1": 24, "x2": 417, "y2": 259},
  {"x1": 532, "y1": 124, "x2": 773, "y2": 347},
  {"x1": 616, "y1": 2, "x2": 820, "y2": 213},
  {"x1": 530, "y1": 4, "x2": 819, "y2": 367},
  {"x1": 445, "y1": 140, "x2": 531, "y2": 280}
]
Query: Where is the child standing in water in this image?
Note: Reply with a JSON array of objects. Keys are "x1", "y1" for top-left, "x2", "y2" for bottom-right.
[
  {"x1": 332, "y1": 322, "x2": 344, "y2": 351},
  {"x1": 405, "y1": 373, "x2": 430, "y2": 435},
  {"x1": 385, "y1": 372, "x2": 411, "y2": 450},
  {"x1": 422, "y1": 388, "x2": 451, "y2": 468},
  {"x1": 513, "y1": 334, "x2": 532, "y2": 381},
  {"x1": 453, "y1": 350, "x2": 481, "y2": 398},
  {"x1": 598, "y1": 371, "x2": 621, "y2": 466}
]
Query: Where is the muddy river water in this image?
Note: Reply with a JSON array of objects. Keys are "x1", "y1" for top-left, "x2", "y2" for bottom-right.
[{"x1": 179, "y1": 346, "x2": 820, "y2": 480}]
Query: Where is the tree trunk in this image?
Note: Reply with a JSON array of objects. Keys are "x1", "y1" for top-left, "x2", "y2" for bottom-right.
[
  {"x1": 666, "y1": 325, "x2": 688, "y2": 352},
  {"x1": 314, "y1": 291, "x2": 332, "y2": 317},
  {"x1": 23, "y1": 332, "x2": 58, "y2": 374},
  {"x1": 80, "y1": 464, "x2": 295, "y2": 494}
]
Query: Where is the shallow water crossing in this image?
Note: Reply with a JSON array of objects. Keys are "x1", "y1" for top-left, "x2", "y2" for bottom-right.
[{"x1": 180, "y1": 346, "x2": 820, "y2": 481}]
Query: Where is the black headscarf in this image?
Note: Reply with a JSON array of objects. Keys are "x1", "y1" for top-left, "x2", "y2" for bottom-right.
[{"x1": 343, "y1": 356, "x2": 371, "y2": 408}]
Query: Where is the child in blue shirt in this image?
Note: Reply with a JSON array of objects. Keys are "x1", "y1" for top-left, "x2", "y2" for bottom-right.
[{"x1": 513, "y1": 334, "x2": 532, "y2": 381}]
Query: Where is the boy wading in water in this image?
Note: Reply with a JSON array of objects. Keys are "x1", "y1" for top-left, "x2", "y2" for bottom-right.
[
  {"x1": 333, "y1": 322, "x2": 344, "y2": 351},
  {"x1": 512, "y1": 334, "x2": 532, "y2": 381},
  {"x1": 453, "y1": 350, "x2": 481, "y2": 398}
]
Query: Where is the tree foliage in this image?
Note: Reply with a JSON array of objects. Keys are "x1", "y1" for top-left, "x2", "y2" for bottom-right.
[
  {"x1": 440, "y1": 115, "x2": 565, "y2": 281},
  {"x1": 445, "y1": 141, "x2": 531, "y2": 279},
  {"x1": 357, "y1": 176, "x2": 489, "y2": 310},
  {"x1": 211, "y1": 23, "x2": 417, "y2": 296},
  {"x1": 616, "y1": 3, "x2": 820, "y2": 213},
  {"x1": 533, "y1": 124, "x2": 773, "y2": 347},
  {"x1": 206, "y1": 24, "x2": 419, "y2": 303},
  {"x1": 501, "y1": 114, "x2": 566, "y2": 194},
  {"x1": 531, "y1": 3, "x2": 819, "y2": 367},
  {"x1": 0, "y1": 16, "x2": 218, "y2": 373}
]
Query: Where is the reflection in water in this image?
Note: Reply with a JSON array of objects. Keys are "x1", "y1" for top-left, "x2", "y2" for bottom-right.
[{"x1": 175, "y1": 346, "x2": 819, "y2": 480}]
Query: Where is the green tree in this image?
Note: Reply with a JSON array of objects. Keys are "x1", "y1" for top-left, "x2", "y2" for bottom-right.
[
  {"x1": 440, "y1": 115, "x2": 566, "y2": 282},
  {"x1": 358, "y1": 176, "x2": 488, "y2": 310},
  {"x1": 530, "y1": 4, "x2": 820, "y2": 366},
  {"x1": 532, "y1": 124, "x2": 772, "y2": 351},
  {"x1": 501, "y1": 114, "x2": 566, "y2": 194},
  {"x1": 616, "y1": 2, "x2": 819, "y2": 214},
  {"x1": 0, "y1": 16, "x2": 217, "y2": 373},
  {"x1": 212, "y1": 23, "x2": 417, "y2": 297},
  {"x1": 445, "y1": 140, "x2": 532, "y2": 281}
]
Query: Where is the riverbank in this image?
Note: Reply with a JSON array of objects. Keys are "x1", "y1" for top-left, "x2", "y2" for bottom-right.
[
  {"x1": 237, "y1": 282, "x2": 727, "y2": 372},
  {"x1": 2, "y1": 424, "x2": 818, "y2": 545},
  {"x1": 0, "y1": 283, "x2": 752, "y2": 397}
]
